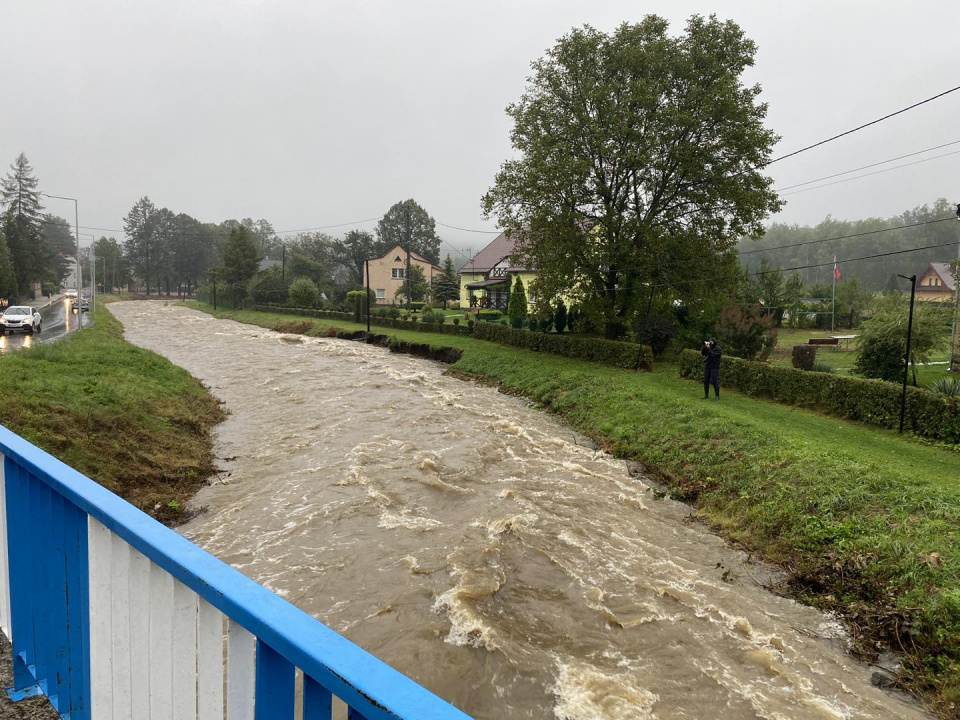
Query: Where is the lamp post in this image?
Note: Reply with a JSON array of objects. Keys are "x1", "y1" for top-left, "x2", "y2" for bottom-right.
[
  {"x1": 40, "y1": 193, "x2": 83, "y2": 329},
  {"x1": 897, "y1": 274, "x2": 917, "y2": 434}
]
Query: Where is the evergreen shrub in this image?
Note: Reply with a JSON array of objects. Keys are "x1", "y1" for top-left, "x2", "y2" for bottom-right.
[{"x1": 791, "y1": 345, "x2": 817, "y2": 371}]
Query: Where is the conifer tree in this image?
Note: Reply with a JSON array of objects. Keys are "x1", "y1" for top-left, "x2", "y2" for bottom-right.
[
  {"x1": 434, "y1": 254, "x2": 460, "y2": 308},
  {"x1": 508, "y1": 275, "x2": 527, "y2": 328},
  {"x1": 1, "y1": 153, "x2": 46, "y2": 294}
]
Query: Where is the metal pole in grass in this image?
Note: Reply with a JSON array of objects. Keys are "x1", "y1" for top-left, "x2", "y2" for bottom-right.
[{"x1": 897, "y1": 273, "x2": 917, "y2": 433}]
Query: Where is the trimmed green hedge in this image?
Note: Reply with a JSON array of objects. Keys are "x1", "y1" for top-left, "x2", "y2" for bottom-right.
[
  {"x1": 254, "y1": 303, "x2": 653, "y2": 370},
  {"x1": 473, "y1": 322, "x2": 653, "y2": 371},
  {"x1": 679, "y1": 349, "x2": 960, "y2": 443},
  {"x1": 254, "y1": 305, "x2": 472, "y2": 336}
]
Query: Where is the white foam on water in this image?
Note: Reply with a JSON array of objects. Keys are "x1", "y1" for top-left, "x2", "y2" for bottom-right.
[{"x1": 551, "y1": 661, "x2": 658, "y2": 720}]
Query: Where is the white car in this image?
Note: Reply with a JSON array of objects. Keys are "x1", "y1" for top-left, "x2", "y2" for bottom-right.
[
  {"x1": 0, "y1": 306, "x2": 42, "y2": 334},
  {"x1": 64, "y1": 289, "x2": 78, "y2": 299}
]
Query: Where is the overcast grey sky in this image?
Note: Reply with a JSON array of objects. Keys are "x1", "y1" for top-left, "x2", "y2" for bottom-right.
[{"x1": 3, "y1": 0, "x2": 958, "y2": 258}]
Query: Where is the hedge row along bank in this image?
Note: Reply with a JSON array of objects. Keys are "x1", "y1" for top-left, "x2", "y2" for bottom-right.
[
  {"x1": 254, "y1": 305, "x2": 473, "y2": 336},
  {"x1": 473, "y1": 321, "x2": 653, "y2": 371},
  {"x1": 679, "y1": 349, "x2": 960, "y2": 443},
  {"x1": 269, "y1": 321, "x2": 466, "y2": 364},
  {"x1": 257, "y1": 304, "x2": 654, "y2": 370}
]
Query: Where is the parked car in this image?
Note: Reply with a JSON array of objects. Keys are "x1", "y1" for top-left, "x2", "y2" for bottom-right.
[{"x1": 0, "y1": 306, "x2": 42, "y2": 334}]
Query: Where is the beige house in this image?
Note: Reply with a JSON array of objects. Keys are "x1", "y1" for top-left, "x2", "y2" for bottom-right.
[
  {"x1": 362, "y1": 244, "x2": 442, "y2": 305},
  {"x1": 916, "y1": 262, "x2": 957, "y2": 304}
]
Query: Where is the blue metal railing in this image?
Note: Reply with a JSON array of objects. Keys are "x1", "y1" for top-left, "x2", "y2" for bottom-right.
[{"x1": 0, "y1": 425, "x2": 471, "y2": 719}]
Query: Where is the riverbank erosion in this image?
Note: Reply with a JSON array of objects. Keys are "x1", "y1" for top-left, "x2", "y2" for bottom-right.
[
  {"x1": 183, "y1": 301, "x2": 960, "y2": 717},
  {"x1": 0, "y1": 299, "x2": 225, "y2": 524}
]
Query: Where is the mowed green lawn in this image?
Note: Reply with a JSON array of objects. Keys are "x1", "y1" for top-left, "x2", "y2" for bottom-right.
[
  {"x1": 769, "y1": 326, "x2": 952, "y2": 387},
  {"x1": 0, "y1": 299, "x2": 225, "y2": 523},
  {"x1": 187, "y1": 301, "x2": 960, "y2": 713}
]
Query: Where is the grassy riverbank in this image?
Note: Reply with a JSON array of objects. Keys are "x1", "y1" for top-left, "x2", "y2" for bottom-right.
[
  {"x1": 0, "y1": 299, "x2": 225, "y2": 524},
  {"x1": 187, "y1": 302, "x2": 960, "y2": 715}
]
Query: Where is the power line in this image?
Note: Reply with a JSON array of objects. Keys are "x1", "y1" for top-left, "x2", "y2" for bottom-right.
[
  {"x1": 273, "y1": 218, "x2": 380, "y2": 235},
  {"x1": 768, "y1": 84, "x2": 960, "y2": 165},
  {"x1": 738, "y1": 216, "x2": 956, "y2": 257},
  {"x1": 779, "y1": 148, "x2": 960, "y2": 197},
  {"x1": 653, "y1": 237, "x2": 960, "y2": 290},
  {"x1": 435, "y1": 221, "x2": 501, "y2": 234},
  {"x1": 774, "y1": 138, "x2": 960, "y2": 192}
]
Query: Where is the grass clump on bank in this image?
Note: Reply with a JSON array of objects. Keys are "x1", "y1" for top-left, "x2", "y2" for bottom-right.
[
  {"x1": 0, "y1": 299, "x2": 225, "y2": 524},
  {"x1": 188, "y1": 301, "x2": 960, "y2": 715}
]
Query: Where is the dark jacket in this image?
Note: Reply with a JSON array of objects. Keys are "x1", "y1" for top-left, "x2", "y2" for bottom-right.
[{"x1": 702, "y1": 343, "x2": 722, "y2": 370}]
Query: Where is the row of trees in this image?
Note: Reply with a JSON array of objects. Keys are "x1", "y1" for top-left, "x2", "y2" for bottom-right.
[
  {"x1": 738, "y1": 198, "x2": 960, "y2": 291},
  {"x1": 200, "y1": 199, "x2": 456, "y2": 309}
]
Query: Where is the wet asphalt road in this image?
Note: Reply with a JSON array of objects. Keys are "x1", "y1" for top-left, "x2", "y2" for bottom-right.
[{"x1": 0, "y1": 300, "x2": 88, "y2": 354}]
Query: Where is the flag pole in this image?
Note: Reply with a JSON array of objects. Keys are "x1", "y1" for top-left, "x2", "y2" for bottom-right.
[{"x1": 832, "y1": 255, "x2": 836, "y2": 332}]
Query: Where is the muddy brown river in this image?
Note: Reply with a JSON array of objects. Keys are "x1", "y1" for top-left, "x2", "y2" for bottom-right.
[{"x1": 113, "y1": 302, "x2": 928, "y2": 720}]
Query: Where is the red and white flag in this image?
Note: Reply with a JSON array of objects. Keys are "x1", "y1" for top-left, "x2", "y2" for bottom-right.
[{"x1": 834, "y1": 264, "x2": 841, "y2": 281}]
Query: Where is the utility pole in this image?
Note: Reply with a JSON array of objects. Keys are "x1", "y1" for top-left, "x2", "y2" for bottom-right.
[
  {"x1": 405, "y1": 208, "x2": 412, "y2": 313},
  {"x1": 282, "y1": 244, "x2": 286, "y2": 281},
  {"x1": 949, "y1": 203, "x2": 960, "y2": 372},
  {"x1": 898, "y1": 274, "x2": 917, "y2": 434},
  {"x1": 91, "y1": 246, "x2": 96, "y2": 315},
  {"x1": 365, "y1": 258, "x2": 371, "y2": 333},
  {"x1": 831, "y1": 254, "x2": 837, "y2": 332}
]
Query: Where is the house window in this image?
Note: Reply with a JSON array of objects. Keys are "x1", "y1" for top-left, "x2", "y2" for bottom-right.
[
  {"x1": 391, "y1": 268, "x2": 405, "y2": 279},
  {"x1": 394, "y1": 256, "x2": 403, "y2": 263},
  {"x1": 376, "y1": 289, "x2": 386, "y2": 299}
]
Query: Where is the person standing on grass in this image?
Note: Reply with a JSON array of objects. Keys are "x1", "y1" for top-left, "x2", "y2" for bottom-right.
[{"x1": 702, "y1": 338, "x2": 722, "y2": 400}]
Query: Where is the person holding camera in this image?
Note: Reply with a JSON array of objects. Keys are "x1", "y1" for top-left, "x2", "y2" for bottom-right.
[{"x1": 701, "y1": 338, "x2": 722, "y2": 401}]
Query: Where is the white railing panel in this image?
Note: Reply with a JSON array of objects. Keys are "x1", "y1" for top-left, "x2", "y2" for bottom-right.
[
  {"x1": 0, "y1": 458, "x2": 10, "y2": 641},
  {"x1": 128, "y1": 549, "x2": 151, "y2": 720},
  {"x1": 227, "y1": 619, "x2": 256, "y2": 720},
  {"x1": 149, "y1": 561, "x2": 175, "y2": 719},
  {"x1": 197, "y1": 598, "x2": 225, "y2": 720},
  {"x1": 172, "y1": 580, "x2": 199, "y2": 720},
  {"x1": 110, "y1": 531, "x2": 133, "y2": 719},
  {"x1": 89, "y1": 517, "x2": 113, "y2": 720}
]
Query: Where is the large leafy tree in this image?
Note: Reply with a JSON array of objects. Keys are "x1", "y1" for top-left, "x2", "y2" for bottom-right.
[
  {"x1": 40, "y1": 214, "x2": 76, "y2": 283},
  {"x1": 123, "y1": 196, "x2": 160, "y2": 294},
  {"x1": 376, "y1": 200, "x2": 441, "y2": 265},
  {"x1": 434, "y1": 254, "x2": 460, "y2": 308},
  {"x1": 334, "y1": 229, "x2": 380, "y2": 285},
  {"x1": 92, "y1": 236, "x2": 129, "y2": 292},
  {"x1": 483, "y1": 16, "x2": 782, "y2": 338},
  {"x1": 221, "y1": 226, "x2": 260, "y2": 305},
  {"x1": 1, "y1": 153, "x2": 47, "y2": 294}
]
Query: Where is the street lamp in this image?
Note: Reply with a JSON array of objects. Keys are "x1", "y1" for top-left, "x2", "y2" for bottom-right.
[{"x1": 40, "y1": 193, "x2": 83, "y2": 329}]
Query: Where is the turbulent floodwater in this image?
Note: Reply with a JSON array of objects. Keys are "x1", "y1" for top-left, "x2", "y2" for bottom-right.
[{"x1": 113, "y1": 302, "x2": 928, "y2": 720}]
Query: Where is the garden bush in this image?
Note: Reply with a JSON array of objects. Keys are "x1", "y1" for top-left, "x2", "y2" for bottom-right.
[
  {"x1": 633, "y1": 313, "x2": 676, "y2": 357},
  {"x1": 679, "y1": 349, "x2": 960, "y2": 443},
  {"x1": 473, "y1": 321, "x2": 653, "y2": 371},
  {"x1": 791, "y1": 345, "x2": 817, "y2": 371},
  {"x1": 288, "y1": 277, "x2": 320, "y2": 309}
]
